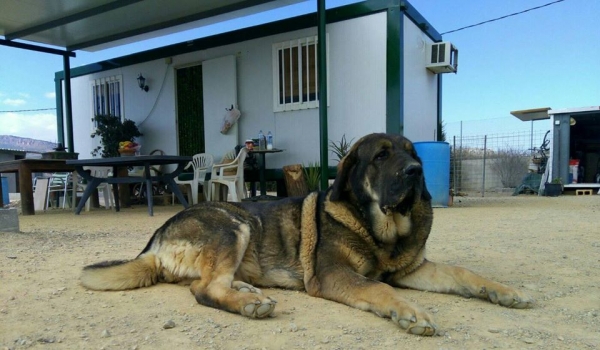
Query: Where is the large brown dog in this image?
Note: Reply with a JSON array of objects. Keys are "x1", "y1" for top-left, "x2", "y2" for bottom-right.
[{"x1": 81, "y1": 133, "x2": 534, "y2": 336}]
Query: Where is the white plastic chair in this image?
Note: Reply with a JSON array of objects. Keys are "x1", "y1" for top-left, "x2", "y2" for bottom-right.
[
  {"x1": 75, "y1": 166, "x2": 115, "y2": 211},
  {"x1": 45, "y1": 173, "x2": 71, "y2": 209},
  {"x1": 172, "y1": 153, "x2": 214, "y2": 205},
  {"x1": 209, "y1": 148, "x2": 248, "y2": 202}
]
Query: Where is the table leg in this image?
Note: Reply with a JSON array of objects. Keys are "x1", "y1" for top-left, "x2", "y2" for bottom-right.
[
  {"x1": 75, "y1": 178, "x2": 103, "y2": 215},
  {"x1": 259, "y1": 153, "x2": 267, "y2": 196},
  {"x1": 18, "y1": 164, "x2": 35, "y2": 215},
  {"x1": 112, "y1": 166, "x2": 121, "y2": 212},
  {"x1": 166, "y1": 177, "x2": 189, "y2": 208},
  {"x1": 144, "y1": 164, "x2": 154, "y2": 216},
  {"x1": 71, "y1": 171, "x2": 78, "y2": 210}
]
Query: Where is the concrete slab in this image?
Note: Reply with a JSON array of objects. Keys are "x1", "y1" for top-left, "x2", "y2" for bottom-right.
[{"x1": 0, "y1": 208, "x2": 20, "y2": 232}]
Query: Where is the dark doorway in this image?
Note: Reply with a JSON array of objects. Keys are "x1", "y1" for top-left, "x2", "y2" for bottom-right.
[{"x1": 176, "y1": 65, "x2": 205, "y2": 156}]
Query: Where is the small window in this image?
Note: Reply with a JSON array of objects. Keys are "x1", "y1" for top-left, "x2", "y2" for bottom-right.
[
  {"x1": 272, "y1": 35, "x2": 328, "y2": 112},
  {"x1": 91, "y1": 75, "x2": 123, "y2": 120}
]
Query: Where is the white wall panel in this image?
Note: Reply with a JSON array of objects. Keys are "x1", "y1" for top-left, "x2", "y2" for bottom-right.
[{"x1": 403, "y1": 16, "x2": 439, "y2": 142}]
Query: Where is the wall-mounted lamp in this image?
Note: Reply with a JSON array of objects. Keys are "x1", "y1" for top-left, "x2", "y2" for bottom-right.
[{"x1": 137, "y1": 73, "x2": 149, "y2": 92}]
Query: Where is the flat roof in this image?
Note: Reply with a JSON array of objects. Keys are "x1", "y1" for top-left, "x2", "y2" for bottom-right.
[
  {"x1": 510, "y1": 107, "x2": 551, "y2": 121},
  {"x1": 511, "y1": 106, "x2": 600, "y2": 121},
  {"x1": 548, "y1": 106, "x2": 600, "y2": 115}
]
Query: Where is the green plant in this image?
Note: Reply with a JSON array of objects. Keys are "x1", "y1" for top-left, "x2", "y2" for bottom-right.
[
  {"x1": 489, "y1": 147, "x2": 529, "y2": 188},
  {"x1": 551, "y1": 177, "x2": 563, "y2": 184},
  {"x1": 90, "y1": 115, "x2": 143, "y2": 158},
  {"x1": 329, "y1": 134, "x2": 354, "y2": 162},
  {"x1": 303, "y1": 162, "x2": 321, "y2": 192}
]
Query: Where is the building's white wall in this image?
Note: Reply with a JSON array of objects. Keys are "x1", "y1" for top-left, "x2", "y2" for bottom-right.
[
  {"x1": 69, "y1": 60, "x2": 178, "y2": 158},
  {"x1": 69, "y1": 12, "x2": 397, "y2": 169},
  {"x1": 402, "y1": 16, "x2": 439, "y2": 142}
]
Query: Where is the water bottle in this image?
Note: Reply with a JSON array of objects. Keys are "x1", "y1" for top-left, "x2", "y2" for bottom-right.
[
  {"x1": 267, "y1": 131, "x2": 273, "y2": 150},
  {"x1": 258, "y1": 130, "x2": 265, "y2": 150}
]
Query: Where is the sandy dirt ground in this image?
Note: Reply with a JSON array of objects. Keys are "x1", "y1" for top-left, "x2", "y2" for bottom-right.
[{"x1": 1, "y1": 194, "x2": 599, "y2": 350}]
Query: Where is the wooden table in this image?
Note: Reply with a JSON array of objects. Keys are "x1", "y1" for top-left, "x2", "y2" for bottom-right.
[
  {"x1": 67, "y1": 155, "x2": 192, "y2": 216},
  {"x1": 246, "y1": 148, "x2": 283, "y2": 201},
  {"x1": 0, "y1": 159, "x2": 75, "y2": 215}
]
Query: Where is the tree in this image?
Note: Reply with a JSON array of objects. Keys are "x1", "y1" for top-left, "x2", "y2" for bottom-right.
[{"x1": 490, "y1": 147, "x2": 529, "y2": 188}]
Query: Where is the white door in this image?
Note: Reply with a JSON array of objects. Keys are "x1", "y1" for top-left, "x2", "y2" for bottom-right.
[{"x1": 202, "y1": 55, "x2": 238, "y2": 161}]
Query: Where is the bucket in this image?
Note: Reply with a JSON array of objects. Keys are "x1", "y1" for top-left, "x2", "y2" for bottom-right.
[
  {"x1": 1, "y1": 177, "x2": 8, "y2": 205},
  {"x1": 413, "y1": 142, "x2": 450, "y2": 208}
]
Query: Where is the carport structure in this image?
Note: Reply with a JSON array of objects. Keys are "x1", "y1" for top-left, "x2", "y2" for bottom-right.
[{"x1": 0, "y1": 0, "x2": 332, "y2": 189}]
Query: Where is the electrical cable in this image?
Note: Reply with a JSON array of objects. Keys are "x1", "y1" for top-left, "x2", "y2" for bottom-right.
[
  {"x1": 138, "y1": 62, "x2": 172, "y2": 127},
  {"x1": 0, "y1": 108, "x2": 56, "y2": 113},
  {"x1": 441, "y1": 0, "x2": 565, "y2": 35}
]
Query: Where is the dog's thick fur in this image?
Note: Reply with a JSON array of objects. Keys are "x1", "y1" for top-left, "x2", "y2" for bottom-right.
[{"x1": 81, "y1": 133, "x2": 534, "y2": 335}]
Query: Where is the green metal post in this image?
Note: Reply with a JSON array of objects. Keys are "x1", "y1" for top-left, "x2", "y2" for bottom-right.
[
  {"x1": 54, "y1": 76, "x2": 65, "y2": 146},
  {"x1": 318, "y1": 0, "x2": 329, "y2": 190},
  {"x1": 63, "y1": 54, "x2": 75, "y2": 152}
]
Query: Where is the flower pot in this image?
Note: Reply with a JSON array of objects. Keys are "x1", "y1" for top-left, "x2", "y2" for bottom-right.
[{"x1": 544, "y1": 183, "x2": 562, "y2": 197}]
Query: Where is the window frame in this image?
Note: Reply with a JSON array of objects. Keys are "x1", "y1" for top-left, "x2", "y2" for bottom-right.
[
  {"x1": 272, "y1": 35, "x2": 329, "y2": 112},
  {"x1": 91, "y1": 75, "x2": 124, "y2": 125}
]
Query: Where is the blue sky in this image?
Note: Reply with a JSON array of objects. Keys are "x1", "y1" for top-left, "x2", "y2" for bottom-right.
[{"x1": 1, "y1": 0, "x2": 598, "y2": 142}]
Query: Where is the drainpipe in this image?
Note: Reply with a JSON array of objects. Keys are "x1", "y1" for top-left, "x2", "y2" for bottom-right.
[{"x1": 318, "y1": 0, "x2": 329, "y2": 190}]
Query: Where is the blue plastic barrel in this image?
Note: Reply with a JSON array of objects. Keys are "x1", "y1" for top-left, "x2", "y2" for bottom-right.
[
  {"x1": 1, "y1": 177, "x2": 8, "y2": 205},
  {"x1": 413, "y1": 142, "x2": 450, "y2": 208}
]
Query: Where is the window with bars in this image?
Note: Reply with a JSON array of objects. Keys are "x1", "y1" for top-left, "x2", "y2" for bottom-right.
[
  {"x1": 91, "y1": 75, "x2": 123, "y2": 120},
  {"x1": 272, "y1": 35, "x2": 327, "y2": 112}
]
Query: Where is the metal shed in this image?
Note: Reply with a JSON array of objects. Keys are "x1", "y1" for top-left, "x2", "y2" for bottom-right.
[{"x1": 512, "y1": 106, "x2": 600, "y2": 193}]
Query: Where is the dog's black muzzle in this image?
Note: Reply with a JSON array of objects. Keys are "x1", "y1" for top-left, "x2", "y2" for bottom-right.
[{"x1": 381, "y1": 162, "x2": 424, "y2": 215}]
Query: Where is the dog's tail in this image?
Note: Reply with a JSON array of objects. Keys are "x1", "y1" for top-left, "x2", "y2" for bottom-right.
[{"x1": 80, "y1": 254, "x2": 159, "y2": 291}]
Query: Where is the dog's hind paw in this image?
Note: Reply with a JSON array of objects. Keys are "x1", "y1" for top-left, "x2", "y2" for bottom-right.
[
  {"x1": 488, "y1": 289, "x2": 535, "y2": 309},
  {"x1": 232, "y1": 281, "x2": 263, "y2": 295},
  {"x1": 241, "y1": 297, "x2": 277, "y2": 318},
  {"x1": 391, "y1": 310, "x2": 438, "y2": 336}
]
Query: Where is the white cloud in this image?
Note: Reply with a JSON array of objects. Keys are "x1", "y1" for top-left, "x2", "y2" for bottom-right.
[
  {"x1": 0, "y1": 112, "x2": 57, "y2": 142},
  {"x1": 45, "y1": 92, "x2": 56, "y2": 99},
  {"x1": 18, "y1": 92, "x2": 30, "y2": 98},
  {"x1": 2, "y1": 98, "x2": 26, "y2": 107}
]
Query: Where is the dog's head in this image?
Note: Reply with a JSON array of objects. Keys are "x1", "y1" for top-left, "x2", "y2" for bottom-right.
[{"x1": 330, "y1": 133, "x2": 431, "y2": 215}]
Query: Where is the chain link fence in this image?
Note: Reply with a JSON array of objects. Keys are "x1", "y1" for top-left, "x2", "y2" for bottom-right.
[{"x1": 449, "y1": 129, "x2": 550, "y2": 196}]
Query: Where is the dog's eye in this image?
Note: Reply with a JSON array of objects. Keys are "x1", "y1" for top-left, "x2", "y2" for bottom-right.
[{"x1": 374, "y1": 149, "x2": 389, "y2": 160}]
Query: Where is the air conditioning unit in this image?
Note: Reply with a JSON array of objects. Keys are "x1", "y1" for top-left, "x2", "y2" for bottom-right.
[{"x1": 426, "y1": 42, "x2": 458, "y2": 74}]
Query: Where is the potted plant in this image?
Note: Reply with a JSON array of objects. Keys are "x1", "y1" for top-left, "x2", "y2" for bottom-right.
[
  {"x1": 90, "y1": 115, "x2": 143, "y2": 158},
  {"x1": 544, "y1": 177, "x2": 563, "y2": 197},
  {"x1": 90, "y1": 115, "x2": 142, "y2": 208},
  {"x1": 329, "y1": 134, "x2": 354, "y2": 162},
  {"x1": 303, "y1": 162, "x2": 321, "y2": 192}
]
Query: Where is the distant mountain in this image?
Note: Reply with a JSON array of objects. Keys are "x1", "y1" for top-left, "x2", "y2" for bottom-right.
[{"x1": 0, "y1": 135, "x2": 57, "y2": 153}]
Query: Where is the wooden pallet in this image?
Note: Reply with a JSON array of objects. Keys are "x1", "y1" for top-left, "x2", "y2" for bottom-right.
[{"x1": 576, "y1": 189, "x2": 593, "y2": 196}]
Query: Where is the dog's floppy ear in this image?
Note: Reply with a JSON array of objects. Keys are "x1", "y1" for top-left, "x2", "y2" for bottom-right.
[
  {"x1": 407, "y1": 142, "x2": 432, "y2": 202},
  {"x1": 330, "y1": 143, "x2": 360, "y2": 201}
]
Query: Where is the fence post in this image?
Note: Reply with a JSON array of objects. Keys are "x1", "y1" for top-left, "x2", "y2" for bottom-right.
[{"x1": 482, "y1": 135, "x2": 487, "y2": 197}]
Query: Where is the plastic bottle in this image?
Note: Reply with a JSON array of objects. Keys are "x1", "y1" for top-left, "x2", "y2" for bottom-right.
[
  {"x1": 267, "y1": 131, "x2": 273, "y2": 150},
  {"x1": 258, "y1": 130, "x2": 265, "y2": 150}
]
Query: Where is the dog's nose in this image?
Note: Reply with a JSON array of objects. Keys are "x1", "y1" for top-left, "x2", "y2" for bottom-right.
[{"x1": 403, "y1": 164, "x2": 422, "y2": 177}]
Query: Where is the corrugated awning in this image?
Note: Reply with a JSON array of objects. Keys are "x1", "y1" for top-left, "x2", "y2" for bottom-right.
[{"x1": 0, "y1": 0, "x2": 304, "y2": 52}]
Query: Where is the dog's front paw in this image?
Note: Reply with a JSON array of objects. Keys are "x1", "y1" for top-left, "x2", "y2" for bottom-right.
[
  {"x1": 390, "y1": 306, "x2": 437, "y2": 336},
  {"x1": 241, "y1": 296, "x2": 277, "y2": 318},
  {"x1": 483, "y1": 286, "x2": 535, "y2": 309}
]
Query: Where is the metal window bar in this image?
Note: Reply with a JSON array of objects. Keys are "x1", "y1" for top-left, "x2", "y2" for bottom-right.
[
  {"x1": 109, "y1": 81, "x2": 115, "y2": 116},
  {"x1": 289, "y1": 40, "x2": 294, "y2": 104},
  {"x1": 115, "y1": 81, "x2": 121, "y2": 117},
  {"x1": 314, "y1": 36, "x2": 318, "y2": 102},
  {"x1": 296, "y1": 40, "x2": 304, "y2": 103},
  {"x1": 304, "y1": 37, "x2": 309, "y2": 103},
  {"x1": 281, "y1": 47, "x2": 286, "y2": 106}
]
